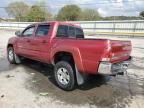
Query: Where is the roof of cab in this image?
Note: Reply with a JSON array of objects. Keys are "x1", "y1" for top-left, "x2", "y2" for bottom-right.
[{"x1": 36, "y1": 21, "x2": 81, "y2": 29}]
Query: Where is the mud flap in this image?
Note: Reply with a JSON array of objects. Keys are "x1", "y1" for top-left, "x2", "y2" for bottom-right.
[
  {"x1": 75, "y1": 65, "x2": 87, "y2": 85},
  {"x1": 14, "y1": 54, "x2": 21, "y2": 64}
]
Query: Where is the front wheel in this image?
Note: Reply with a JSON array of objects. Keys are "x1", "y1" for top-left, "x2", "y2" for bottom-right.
[
  {"x1": 54, "y1": 61, "x2": 76, "y2": 91},
  {"x1": 7, "y1": 47, "x2": 21, "y2": 64}
]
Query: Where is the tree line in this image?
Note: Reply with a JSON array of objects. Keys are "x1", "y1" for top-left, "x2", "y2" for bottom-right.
[{"x1": 5, "y1": 1, "x2": 144, "y2": 22}]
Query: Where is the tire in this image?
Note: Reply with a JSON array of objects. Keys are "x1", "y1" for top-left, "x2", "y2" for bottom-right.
[
  {"x1": 54, "y1": 61, "x2": 76, "y2": 91},
  {"x1": 7, "y1": 47, "x2": 21, "y2": 64}
]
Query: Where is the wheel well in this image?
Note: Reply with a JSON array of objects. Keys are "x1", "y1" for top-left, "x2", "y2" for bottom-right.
[
  {"x1": 54, "y1": 52, "x2": 74, "y2": 65},
  {"x1": 7, "y1": 44, "x2": 13, "y2": 48}
]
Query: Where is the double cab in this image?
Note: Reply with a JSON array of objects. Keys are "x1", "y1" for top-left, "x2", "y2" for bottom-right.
[{"x1": 7, "y1": 21, "x2": 132, "y2": 90}]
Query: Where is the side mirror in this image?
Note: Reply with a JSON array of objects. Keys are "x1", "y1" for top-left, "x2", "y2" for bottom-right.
[{"x1": 15, "y1": 31, "x2": 21, "y2": 37}]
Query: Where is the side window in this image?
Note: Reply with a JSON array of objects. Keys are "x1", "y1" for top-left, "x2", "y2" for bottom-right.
[
  {"x1": 57, "y1": 25, "x2": 68, "y2": 37},
  {"x1": 76, "y1": 28, "x2": 84, "y2": 38},
  {"x1": 22, "y1": 26, "x2": 35, "y2": 37},
  {"x1": 68, "y1": 26, "x2": 75, "y2": 38},
  {"x1": 36, "y1": 25, "x2": 50, "y2": 36}
]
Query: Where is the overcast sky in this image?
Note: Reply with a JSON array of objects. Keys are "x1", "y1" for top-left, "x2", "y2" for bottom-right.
[{"x1": 0, "y1": 0, "x2": 144, "y2": 18}]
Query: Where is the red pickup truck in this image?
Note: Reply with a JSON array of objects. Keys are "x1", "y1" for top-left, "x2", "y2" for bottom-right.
[{"x1": 7, "y1": 21, "x2": 132, "y2": 90}]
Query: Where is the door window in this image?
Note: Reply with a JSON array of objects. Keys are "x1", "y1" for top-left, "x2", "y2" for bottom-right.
[
  {"x1": 68, "y1": 26, "x2": 75, "y2": 38},
  {"x1": 22, "y1": 26, "x2": 35, "y2": 37},
  {"x1": 57, "y1": 25, "x2": 68, "y2": 37},
  {"x1": 76, "y1": 28, "x2": 84, "y2": 38},
  {"x1": 36, "y1": 25, "x2": 50, "y2": 36}
]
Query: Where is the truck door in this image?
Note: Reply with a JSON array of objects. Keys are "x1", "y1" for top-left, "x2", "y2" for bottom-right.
[
  {"x1": 16, "y1": 25, "x2": 35, "y2": 57},
  {"x1": 29, "y1": 24, "x2": 50, "y2": 62}
]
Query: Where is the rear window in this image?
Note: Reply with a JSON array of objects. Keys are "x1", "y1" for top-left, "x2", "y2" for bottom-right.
[
  {"x1": 36, "y1": 25, "x2": 50, "y2": 36},
  {"x1": 57, "y1": 25, "x2": 68, "y2": 37}
]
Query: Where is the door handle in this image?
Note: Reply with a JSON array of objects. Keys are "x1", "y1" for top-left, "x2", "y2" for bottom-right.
[
  {"x1": 27, "y1": 40, "x2": 30, "y2": 42},
  {"x1": 42, "y1": 40, "x2": 47, "y2": 43}
]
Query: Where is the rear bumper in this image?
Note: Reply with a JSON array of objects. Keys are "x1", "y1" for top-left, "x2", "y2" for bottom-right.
[{"x1": 98, "y1": 57, "x2": 131, "y2": 75}]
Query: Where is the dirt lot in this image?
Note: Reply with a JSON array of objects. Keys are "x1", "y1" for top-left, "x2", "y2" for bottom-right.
[{"x1": 0, "y1": 30, "x2": 144, "y2": 108}]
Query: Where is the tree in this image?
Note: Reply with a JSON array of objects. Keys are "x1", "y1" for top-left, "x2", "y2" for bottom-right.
[
  {"x1": 5, "y1": 2, "x2": 29, "y2": 21},
  {"x1": 78, "y1": 9, "x2": 101, "y2": 21},
  {"x1": 140, "y1": 11, "x2": 144, "y2": 18},
  {"x1": 34, "y1": 0, "x2": 52, "y2": 21},
  {"x1": 56, "y1": 5, "x2": 81, "y2": 21},
  {"x1": 26, "y1": 5, "x2": 51, "y2": 22}
]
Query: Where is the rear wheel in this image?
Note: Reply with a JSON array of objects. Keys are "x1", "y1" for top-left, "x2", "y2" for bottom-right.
[
  {"x1": 54, "y1": 61, "x2": 76, "y2": 91},
  {"x1": 7, "y1": 47, "x2": 21, "y2": 64}
]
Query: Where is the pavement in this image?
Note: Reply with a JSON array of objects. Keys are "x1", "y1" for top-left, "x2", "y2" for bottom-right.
[{"x1": 0, "y1": 30, "x2": 144, "y2": 108}]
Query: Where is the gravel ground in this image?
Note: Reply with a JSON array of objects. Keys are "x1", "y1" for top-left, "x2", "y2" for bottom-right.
[{"x1": 0, "y1": 30, "x2": 144, "y2": 108}]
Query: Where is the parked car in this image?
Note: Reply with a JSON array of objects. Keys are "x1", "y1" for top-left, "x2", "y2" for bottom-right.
[{"x1": 7, "y1": 21, "x2": 132, "y2": 90}]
